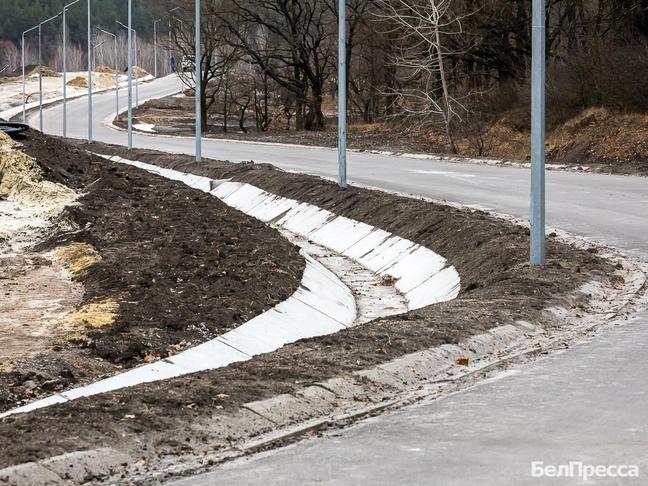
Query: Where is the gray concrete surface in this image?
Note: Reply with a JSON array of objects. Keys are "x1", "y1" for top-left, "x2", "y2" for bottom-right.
[
  {"x1": 34, "y1": 76, "x2": 648, "y2": 485},
  {"x1": 173, "y1": 312, "x2": 648, "y2": 486}
]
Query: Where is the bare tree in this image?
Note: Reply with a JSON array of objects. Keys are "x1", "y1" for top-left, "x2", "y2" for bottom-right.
[
  {"x1": 166, "y1": 1, "x2": 242, "y2": 131},
  {"x1": 0, "y1": 40, "x2": 19, "y2": 74},
  {"x1": 377, "y1": 0, "x2": 469, "y2": 153},
  {"x1": 216, "y1": 0, "x2": 336, "y2": 130}
]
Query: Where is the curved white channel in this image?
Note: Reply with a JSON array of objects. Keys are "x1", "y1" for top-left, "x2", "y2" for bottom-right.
[
  {"x1": 113, "y1": 156, "x2": 462, "y2": 310},
  {"x1": 0, "y1": 155, "x2": 460, "y2": 418}
]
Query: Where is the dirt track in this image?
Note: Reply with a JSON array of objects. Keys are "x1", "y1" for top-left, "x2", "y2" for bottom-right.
[{"x1": 0, "y1": 136, "x2": 616, "y2": 471}]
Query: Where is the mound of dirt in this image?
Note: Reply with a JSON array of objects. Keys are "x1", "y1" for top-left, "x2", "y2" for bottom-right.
[
  {"x1": 0, "y1": 132, "x2": 305, "y2": 412},
  {"x1": 66, "y1": 76, "x2": 87, "y2": 88},
  {"x1": 131, "y1": 65, "x2": 149, "y2": 77},
  {"x1": 546, "y1": 108, "x2": 648, "y2": 174},
  {"x1": 39, "y1": 66, "x2": 61, "y2": 77},
  {"x1": 0, "y1": 131, "x2": 76, "y2": 209},
  {"x1": 94, "y1": 65, "x2": 116, "y2": 74}
]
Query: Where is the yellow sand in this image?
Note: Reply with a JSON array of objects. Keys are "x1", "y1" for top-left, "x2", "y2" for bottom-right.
[
  {"x1": 64, "y1": 298, "x2": 119, "y2": 329},
  {"x1": 0, "y1": 131, "x2": 77, "y2": 210},
  {"x1": 53, "y1": 242, "x2": 102, "y2": 277}
]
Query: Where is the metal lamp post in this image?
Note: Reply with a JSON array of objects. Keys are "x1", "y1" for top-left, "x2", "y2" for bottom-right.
[
  {"x1": 530, "y1": 0, "x2": 546, "y2": 266},
  {"x1": 127, "y1": 0, "x2": 133, "y2": 149},
  {"x1": 154, "y1": 17, "x2": 163, "y2": 78},
  {"x1": 195, "y1": 0, "x2": 201, "y2": 161},
  {"x1": 97, "y1": 28, "x2": 119, "y2": 119},
  {"x1": 92, "y1": 40, "x2": 105, "y2": 70},
  {"x1": 21, "y1": 25, "x2": 39, "y2": 123},
  {"x1": 62, "y1": 0, "x2": 81, "y2": 138},
  {"x1": 337, "y1": 0, "x2": 347, "y2": 188},
  {"x1": 116, "y1": 20, "x2": 138, "y2": 108},
  {"x1": 169, "y1": 6, "x2": 181, "y2": 69},
  {"x1": 37, "y1": 12, "x2": 63, "y2": 132},
  {"x1": 88, "y1": 0, "x2": 93, "y2": 142}
]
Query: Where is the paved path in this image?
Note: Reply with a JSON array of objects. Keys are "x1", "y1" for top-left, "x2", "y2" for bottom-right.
[
  {"x1": 34, "y1": 76, "x2": 648, "y2": 485},
  {"x1": 175, "y1": 312, "x2": 648, "y2": 486}
]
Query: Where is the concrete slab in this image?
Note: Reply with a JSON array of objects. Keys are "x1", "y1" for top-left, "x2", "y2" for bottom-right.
[
  {"x1": 40, "y1": 448, "x2": 130, "y2": 483},
  {"x1": 0, "y1": 394, "x2": 68, "y2": 419},
  {"x1": 377, "y1": 349, "x2": 455, "y2": 385},
  {"x1": 0, "y1": 462, "x2": 62, "y2": 486},
  {"x1": 247, "y1": 195, "x2": 300, "y2": 223},
  {"x1": 167, "y1": 338, "x2": 252, "y2": 371},
  {"x1": 354, "y1": 367, "x2": 409, "y2": 392},
  {"x1": 357, "y1": 236, "x2": 418, "y2": 274},
  {"x1": 244, "y1": 394, "x2": 323, "y2": 425},
  {"x1": 384, "y1": 247, "x2": 447, "y2": 294},
  {"x1": 308, "y1": 217, "x2": 375, "y2": 254},
  {"x1": 405, "y1": 266, "x2": 461, "y2": 310},
  {"x1": 278, "y1": 204, "x2": 335, "y2": 235},
  {"x1": 343, "y1": 229, "x2": 392, "y2": 261},
  {"x1": 194, "y1": 409, "x2": 276, "y2": 443}
]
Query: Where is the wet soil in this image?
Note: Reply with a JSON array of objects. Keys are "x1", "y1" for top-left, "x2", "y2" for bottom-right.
[
  {"x1": 0, "y1": 132, "x2": 304, "y2": 412},
  {"x1": 0, "y1": 139, "x2": 615, "y2": 471}
]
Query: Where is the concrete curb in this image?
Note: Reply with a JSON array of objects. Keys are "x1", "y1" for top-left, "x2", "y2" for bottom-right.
[
  {"x1": 106, "y1": 155, "x2": 461, "y2": 310},
  {"x1": 0, "y1": 252, "x2": 355, "y2": 419},
  {"x1": 0, "y1": 448, "x2": 129, "y2": 486},
  {"x1": 0, "y1": 154, "x2": 459, "y2": 420},
  {"x1": 123, "y1": 258, "x2": 647, "y2": 485}
]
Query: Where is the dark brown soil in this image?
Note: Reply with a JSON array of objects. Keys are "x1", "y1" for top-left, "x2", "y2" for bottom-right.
[
  {"x1": 0, "y1": 132, "x2": 304, "y2": 412},
  {"x1": 0, "y1": 139, "x2": 615, "y2": 471}
]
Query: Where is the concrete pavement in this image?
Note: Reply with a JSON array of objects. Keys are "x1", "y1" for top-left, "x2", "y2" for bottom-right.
[
  {"x1": 173, "y1": 308, "x2": 648, "y2": 485},
  {"x1": 33, "y1": 76, "x2": 648, "y2": 485}
]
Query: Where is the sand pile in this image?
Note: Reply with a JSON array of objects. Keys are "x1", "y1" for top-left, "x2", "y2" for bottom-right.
[
  {"x1": 95, "y1": 65, "x2": 116, "y2": 74},
  {"x1": 132, "y1": 65, "x2": 149, "y2": 77},
  {"x1": 0, "y1": 131, "x2": 76, "y2": 210},
  {"x1": 66, "y1": 76, "x2": 88, "y2": 87}
]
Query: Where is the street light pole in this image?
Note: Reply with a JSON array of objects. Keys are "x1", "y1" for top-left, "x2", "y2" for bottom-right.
[
  {"x1": 116, "y1": 21, "x2": 138, "y2": 108},
  {"x1": 62, "y1": 0, "x2": 81, "y2": 138},
  {"x1": 195, "y1": 0, "x2": 202, "y2": 161},
  {"x1": 63, "y1": 6, "x2": 67, "y2": 136},
  {"x1": 127, "y1": 0, "x2": 133, "y2": 150},
  {"x1": 92, "y1": 40, "x2": 107, "y2": 71},
  {"x1": 337, "y1": 0, "x2": 347, "y2": 188},
  {"x1": 154, "y1": 19, "x2": 159, "y2": 78},
  {"x1": 168, "y1": 7, "x2": 181, "y2": 73},
  {"x1": 97, "y1": 28, "x2": 118, "y2": 119},
  {"x1": 22, "y1": 25, "x2": 38, "y2": 123},
  {"x1": 530, "y1": 0, "x2": 546, "y2": 266},
  {"x1": 37, "y1": 13, "x2": 62, "y2": 132},
  {"x1": 38, "y1": 23, "x2": 42, "y2": 131},
  {"x1": 87, "y1": 0, "x2": 93, "y2": 143}
]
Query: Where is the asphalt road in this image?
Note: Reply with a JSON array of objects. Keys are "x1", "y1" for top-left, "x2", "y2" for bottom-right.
[{"x1": 33, "y1": 75, "x2": 648, "y2": 485}]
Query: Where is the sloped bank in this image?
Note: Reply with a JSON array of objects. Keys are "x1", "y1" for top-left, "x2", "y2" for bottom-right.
[
  {"x1": 0, "y1": 133, "x2": 304, "y2": 412},
  {"x1": 0, "y1": 139, "x2": 633, "y2": 481}
]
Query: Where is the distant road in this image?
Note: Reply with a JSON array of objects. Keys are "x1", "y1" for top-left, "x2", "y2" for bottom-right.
[{"x1": 34, "y1": 74, "x2": 648, "y2": 486}]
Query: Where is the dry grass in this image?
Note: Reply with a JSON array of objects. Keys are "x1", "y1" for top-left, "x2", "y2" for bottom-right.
[
  {"x1": 64, "y1": 299, "x2": 119, "y2": 329},
  {"x1": 53, "y1": 243, "x2": 102, "y2": 277}
]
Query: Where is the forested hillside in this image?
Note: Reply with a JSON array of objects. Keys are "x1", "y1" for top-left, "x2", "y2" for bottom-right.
[{"x1": 0, "y1": 0, "x2": 157, "y2": 45}]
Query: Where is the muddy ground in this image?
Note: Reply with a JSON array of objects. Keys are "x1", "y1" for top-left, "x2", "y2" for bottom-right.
[
  {"x1": 0, "y1": 136, "x2": 616, "y2": 471},
  {"x1": 120, "y1": 95, "x2": 648, "y2": 176},
  {"x1": 0, "y1": 132, "x2": 304, "y2": 412}
]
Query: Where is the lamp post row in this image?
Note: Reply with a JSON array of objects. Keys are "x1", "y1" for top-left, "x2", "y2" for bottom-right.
[{"x1": 19, "y1": 0, "x2": 545, "y2": 266}]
